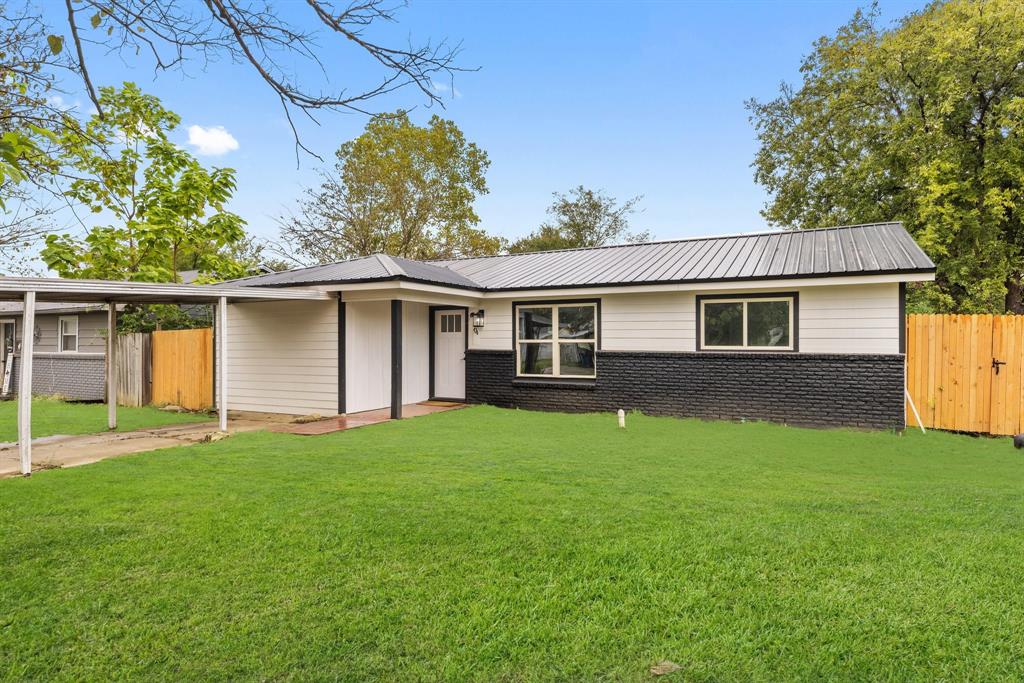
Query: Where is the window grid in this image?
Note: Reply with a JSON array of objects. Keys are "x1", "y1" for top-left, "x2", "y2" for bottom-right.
[
  {"x1": 700, "y1": 296, "x2": 794, "y2": 351},
  {"x1": 516, "y1": 303, "x2": 597, "y2": 378}
]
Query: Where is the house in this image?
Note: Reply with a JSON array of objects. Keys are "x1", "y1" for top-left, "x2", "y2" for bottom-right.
[
  {"x1": 0, "y1": 302, "x2": 109, "y2": 400},
  {"x1": 225, "y1": 222, "x2": 936, "y2": 430}
]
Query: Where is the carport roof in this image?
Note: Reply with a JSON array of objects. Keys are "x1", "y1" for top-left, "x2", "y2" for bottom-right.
[{"x1": 0, "y1": 276, "x2": 332, "y2": 304}]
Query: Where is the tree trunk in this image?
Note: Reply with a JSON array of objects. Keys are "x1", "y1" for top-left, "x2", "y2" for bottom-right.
[{"x1": 1006, "y1": 274, "x2": 1023, "y2": 314}]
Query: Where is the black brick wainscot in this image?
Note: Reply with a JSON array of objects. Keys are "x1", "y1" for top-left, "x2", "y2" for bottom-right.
[{"x1": 466, "y1": 350, "x2": 905, "y2": 430}]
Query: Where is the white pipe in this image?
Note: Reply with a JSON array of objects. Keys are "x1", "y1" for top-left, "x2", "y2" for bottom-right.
[{"x1": 905, "y1": 388, "x2": 926, "y2": 435}]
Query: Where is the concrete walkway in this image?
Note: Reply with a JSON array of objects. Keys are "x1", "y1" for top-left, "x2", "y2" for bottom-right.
[{"x1": 0, "y1": 420, "x2": 268, "y2": 478}]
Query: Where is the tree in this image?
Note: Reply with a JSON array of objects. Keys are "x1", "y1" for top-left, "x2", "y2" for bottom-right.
[
  {"x1": 41, "y1": 83, "x2": 248, "y2": 282},
  {"x1": 0, "y1": 7, "x2": 74, "y2": 270},
  {"x1": 509, "y1": 186, "x2": 648, "y2": 253},
  {"x1": 40, "y1": 0, "x2": 464, "y2": 156},
  {"x1": 280, "y1": 110, "x2": 501, "y2": 262},
  {"x1": 747, "y1": 0, "x2": 1024, "y2": 313}
]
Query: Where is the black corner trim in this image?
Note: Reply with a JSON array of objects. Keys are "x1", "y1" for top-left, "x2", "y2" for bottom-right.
[
  {"x1": 391, "y1": 299, "x2": 403, "y2": 419},
  {"x1": 898, "y1": 282, "x2": 907, "y2": 354}
]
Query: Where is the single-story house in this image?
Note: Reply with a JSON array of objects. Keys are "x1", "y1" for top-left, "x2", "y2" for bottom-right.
[
  {"x1": 0, "y1": 302, "x2": 109, "y2": 400},
  {"x1": 225, "y1": 222, "x2": 936, "y2": 430}
]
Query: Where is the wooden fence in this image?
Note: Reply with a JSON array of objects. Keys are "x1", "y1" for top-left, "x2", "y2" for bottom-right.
[
  {"x1": 151, "y1": 328, "x2": 214, "y2": 411},
  {"x1": 906, "y1": 314, "x2": 1024, "y2": 435},
  {"x1": 114, "y1": 333, "x2": 151, "y2": 407}
]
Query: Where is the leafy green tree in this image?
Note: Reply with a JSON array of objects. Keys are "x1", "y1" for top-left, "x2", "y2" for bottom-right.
[
  {"x1": 748, "y1": 0, "x2": 1024, "y2": 313},
  {"x1": 510, "y1": 186, "x2": 648, "y2": 253},
  {"x1": 41, "y1": 83, "x2": 248, "y2": 282},
  {"x1": 281, "y1": 110, "x2": 501, "y2": 262}
]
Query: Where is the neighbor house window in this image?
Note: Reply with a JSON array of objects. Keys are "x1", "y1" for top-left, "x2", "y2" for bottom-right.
[
  {"x1": 58, "y1": 316, "x2": 79, "y2": 352},
  {"x1": 516, "y1": 302, "x2": 597, "y2": 377},
  {"x1": 700, "y1": 296, "x2": 794, "y2": 350}
]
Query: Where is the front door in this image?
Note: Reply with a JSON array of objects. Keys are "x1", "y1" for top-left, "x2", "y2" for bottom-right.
[
  {"x1": 433, "y1": 310, "x2": 466, "y2": 400},
  {"x1": 1, "y1": 320, "x2": 14, "y2": 395}
]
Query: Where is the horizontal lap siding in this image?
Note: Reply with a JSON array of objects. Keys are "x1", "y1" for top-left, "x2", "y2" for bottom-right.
[
  {"x1": 468, "y1": 283, "x2": 898, "y2": 355},
  {"x1": 227, "y1": 300, "x2": 338, "y2": 415},
  {"x1": 798, "y1": 283, "x2": 899, "y2": 354},
  {"x1": 602, "y1": 293, "x2": 695, "y2": 351}
]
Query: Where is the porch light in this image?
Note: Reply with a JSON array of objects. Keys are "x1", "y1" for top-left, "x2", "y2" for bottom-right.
[{"x1": 470, "y1": 309, "x2": 485, "y2": 334}]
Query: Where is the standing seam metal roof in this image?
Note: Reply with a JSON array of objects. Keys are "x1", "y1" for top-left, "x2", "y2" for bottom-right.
[{"x1": 234, "y1": 223, "x2": 934, "y2": 291}]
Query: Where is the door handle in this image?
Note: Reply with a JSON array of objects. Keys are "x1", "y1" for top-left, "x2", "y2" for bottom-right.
[{"x1": 993, "y1": 358, "x2": 1006, "y2": 374}]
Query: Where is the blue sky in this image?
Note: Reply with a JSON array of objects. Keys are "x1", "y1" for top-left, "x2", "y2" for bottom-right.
[{"x1": 50, "y1": 0, "x2": 924, "y2": 248}]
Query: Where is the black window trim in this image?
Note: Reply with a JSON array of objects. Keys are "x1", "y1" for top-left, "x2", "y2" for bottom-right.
[
  {"x1": 511, "y1": 298, "x2": 601, "y2": 379},
  {"x1": 696, "y1": 291, "x2": 799, "y2": 352}
]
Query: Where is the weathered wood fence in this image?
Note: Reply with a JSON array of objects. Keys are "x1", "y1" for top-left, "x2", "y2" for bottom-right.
[
  {"x1": 906, "y1": 314, "x2": 1024, "y2": 435},
  {"x1": 114, "y1": 328, "x2": 213, "y2": 411},
  {"x1": 115, "y1": 333, "x2": 151, "y2": 406}
]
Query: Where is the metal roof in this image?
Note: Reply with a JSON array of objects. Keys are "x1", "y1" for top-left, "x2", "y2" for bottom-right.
[
  {"x1": 231, "y1": 253, "x2": 480, "y2": 289},
  {"x1": 236, "y1": 223, "x2": 935, "y2": 292},
  {"x1": 0, "y1": 277, "x2": 332, "y2": 304}
]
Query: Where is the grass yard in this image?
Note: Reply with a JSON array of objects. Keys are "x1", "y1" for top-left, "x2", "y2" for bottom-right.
[
  {"x1": 0, "y1": 398, "x2": 209, "y2": 442},
  {"x1": 1, "y1": 406, "x2": 1022, "y2": 681}
]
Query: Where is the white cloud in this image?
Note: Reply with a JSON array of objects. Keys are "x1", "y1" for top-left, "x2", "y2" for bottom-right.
[
  {"x1": 430, "y1": 80, "x2": 462, "y2": 99},
  {"x1": 187, "y1": 125, "x2": 239, "y2": 156}
]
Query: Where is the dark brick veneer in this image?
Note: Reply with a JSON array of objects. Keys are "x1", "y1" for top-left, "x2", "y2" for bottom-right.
[{"x1": 466, "y1": 350, "x2": 905, "y2": 430}]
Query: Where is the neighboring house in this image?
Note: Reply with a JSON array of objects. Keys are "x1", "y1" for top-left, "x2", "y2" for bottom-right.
[
  {"x1": 0, "y1": 302, "x2": 108, "y2": 400},
  {"x1": 225, "y1": 222, "x2": 936, "y2": 430}
]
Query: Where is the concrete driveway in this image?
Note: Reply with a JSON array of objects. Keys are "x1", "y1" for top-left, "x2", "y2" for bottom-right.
[{"x1": 0, "y1": 420, "x2": 268, "y2": 478}]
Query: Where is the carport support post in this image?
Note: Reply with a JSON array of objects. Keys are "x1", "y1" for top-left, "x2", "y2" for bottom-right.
[
  {"x1": 107, "y1": 303, "x2": 117, "y2": 430},
  {"x1": 17, "y1": 290, "x2": 36, "y2": 475},
  {"x1": 217, "y1": 296, "x2": 228, "y2": 432},
  {"x1": 391, "y1": 299, "x2": 402, "y2": 419}
]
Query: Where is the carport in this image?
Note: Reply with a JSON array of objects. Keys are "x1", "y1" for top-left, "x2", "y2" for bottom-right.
[{"x1": 0, "y1": 277, "x2": 331, "y2": 476}]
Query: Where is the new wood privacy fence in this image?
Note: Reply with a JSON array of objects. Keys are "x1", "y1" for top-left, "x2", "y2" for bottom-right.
[
  {"x1": 906, "y1": 314, "x2": 1024, "y2": 435},
  {"x1": 113, "y1": 328, "x2": 213, "y2": 411},
  {"x1": 151, "y1": 328, "x2": 213, "y2": 411}
]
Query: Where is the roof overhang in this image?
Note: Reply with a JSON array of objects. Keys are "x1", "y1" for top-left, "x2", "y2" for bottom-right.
[
  {"x1": 309, "y1": 269, "x2": 935, "y2": 301},
  {"x1": 0, "y1": 277, "x2": 333, "y2": 304}
]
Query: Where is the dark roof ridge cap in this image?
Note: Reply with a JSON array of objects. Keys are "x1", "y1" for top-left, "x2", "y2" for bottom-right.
[{"x1": 427, "y1": 222, "x2": 905, "y2": 263}]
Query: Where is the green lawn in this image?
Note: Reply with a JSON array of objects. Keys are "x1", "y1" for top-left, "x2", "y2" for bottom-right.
[
  {"x1": 0, "y1": 398, "x2": 209, "y2": 442},
  {"x1": 1, "y1": 406, "x2": 1022, "y2": 681}
]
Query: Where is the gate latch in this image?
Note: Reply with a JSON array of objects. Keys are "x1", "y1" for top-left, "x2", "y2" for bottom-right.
[{"x1": 993, "y1": 358, "x2": 1007, "y2": 375}]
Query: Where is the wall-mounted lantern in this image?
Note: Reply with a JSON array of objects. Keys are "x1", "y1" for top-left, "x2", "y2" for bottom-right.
[{"x1": 470, "y1": 309, "x2": 485, "y2": 334}]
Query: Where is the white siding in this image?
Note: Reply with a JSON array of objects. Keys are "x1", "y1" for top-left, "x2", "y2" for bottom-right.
[
  {"x1": 798, "y1": 283, "x2": 899, "y2": 354},
  {"x1": 468, "y1": 299, "x2": 514, "y2": 351},
  {"x1": 346, "y1": 300, "x2": 391, "y2": 413},
  {"x1": 227, "y1": 300, "x2": 338, "y2": 415},
  {"x1": 475, "y1": 282, "x2": 899, "y2": 355},
  {"x1": 403, "y1": 302, "x2": 430, "y2": 404},
  {"x1": 602, "y1": 292, "x2": 695, "y2": 352}
]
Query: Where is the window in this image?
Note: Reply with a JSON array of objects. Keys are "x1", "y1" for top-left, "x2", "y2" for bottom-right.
[
  {"x1": 58, "y1": 316, "x2": 79, "y2": 353},
  {"x1": 516, "y1": 302, "x2": 597, "y2": 377},
  {"x1": 0, "y1": 320, "x2": 14, "y2": 364},
  {"x1": 700, "y1": 296, "x2": 794, "y2": 350},
  {"x1": 440, "y1": 313, "x2": 462, "y2": 334}
]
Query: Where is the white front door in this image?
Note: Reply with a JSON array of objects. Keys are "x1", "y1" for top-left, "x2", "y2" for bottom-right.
[{"x1": 433, "y1": 310, "x2": 466, "y2": 400}]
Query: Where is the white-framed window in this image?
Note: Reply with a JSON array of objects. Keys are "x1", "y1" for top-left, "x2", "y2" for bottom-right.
[
  {"x1": 515, "y1": 302, "x2": 597, "y2": 377},
  {"x1": 58, "y1": 316, "x2": 79, "y2": 353},
  {"x1": 699, "y1": 295, "x2": 795, "y2": 351}
]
